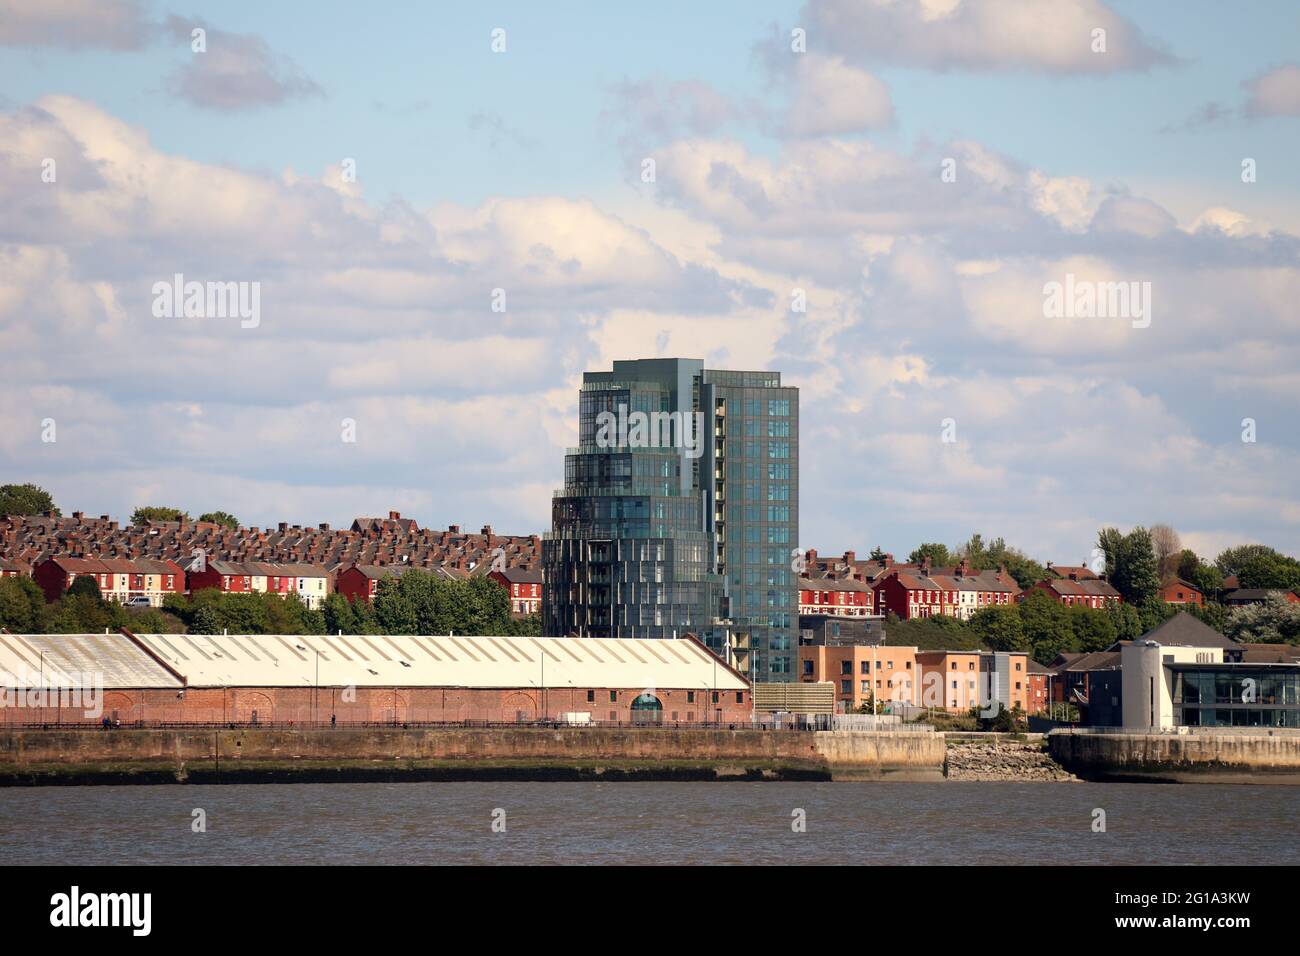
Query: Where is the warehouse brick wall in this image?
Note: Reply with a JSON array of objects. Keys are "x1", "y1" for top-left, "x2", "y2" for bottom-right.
[{"x1": 1, "y1": 684, "x2": 752, "y2": 726}]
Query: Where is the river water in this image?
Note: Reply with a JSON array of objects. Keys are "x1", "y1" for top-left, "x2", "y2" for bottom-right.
[{"x1": 3, "y1": 781, "x2": 1297, "y2": 865}]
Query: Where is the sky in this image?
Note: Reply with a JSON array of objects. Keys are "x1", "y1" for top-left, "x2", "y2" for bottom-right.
[{"x1": 1, "y1": 0, "x2": 1298, "y2": 565}]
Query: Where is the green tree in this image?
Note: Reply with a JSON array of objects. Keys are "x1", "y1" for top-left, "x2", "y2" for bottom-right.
[
  {"x1": 0, "y1": 483, "x2": 59, "y2": 516},
  {"x1": 1235, "y1": 551, "x2": 1300, "y2": 592},
  {"x1": 197, "y1": 511, "x2": 240, "y2": 529},
  {"x1": 131, "y1": 506, "x2": 190, "y2": 524},
  {"x1": 1189, "y1": 600, "x2": 1228, "y2": 633},
  {"x1": 503, "y1": 612, "x2": 543, "y2": 636},
  {"x1": 1018, "y1": 590, "x2": 1075, "y2": 664},
  {"x1": 322, "y1": 593, "x2": 358, "y2": 635},
  {"x1": 372, "y1": 571, "x2": 514, "y2": 636},
  {"x1": 1216, "y1": 544, "x2": 1285, "y2": 579},
  {"x1": 66, "y1": 575, "x2": 103, "y2": 601},
  {"x1": 884, "y1": 612, "x2": 979, "y2": 651},
  {"x1": 1098, "y1": 526, "x2": 1160, "y2": 605},
  {"x1": 1106, "y1": 602, "x2": 1143, "y2": 642},
  {"x1": 0, "y1": 576, "x2": 46, "y2": 632},
  {"x1": 1137, "y1": 596, "x2": 1177, "y2": 634},
  {"x1": 191, "y1": 603, "x2": 223, "y2": 635},
  {"x1": 1175, "y1": 549, "x2": 1223, "y2": 601},
  {"x1": 968, "y1": 604, "x2": 1028, "y2": 652},
  {"x1": 955, "y1": 533, "x2": 1045, "y2": 589},
  {"x1": 1068, "y1": 604, "x2": 1118, "y2": 652},
  {"x1": 908, "y1": 543, "x2": 952, "y2": 567}
]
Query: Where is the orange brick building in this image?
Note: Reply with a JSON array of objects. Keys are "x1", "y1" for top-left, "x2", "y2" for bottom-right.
[{"x1": 799, "y1": 642, "x2": 918, "y2": 713}]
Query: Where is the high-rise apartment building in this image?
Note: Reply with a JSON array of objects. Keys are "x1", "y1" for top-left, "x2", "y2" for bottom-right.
[{"x1": 543, "y1": 358, "x2": 798, "y2": 681}]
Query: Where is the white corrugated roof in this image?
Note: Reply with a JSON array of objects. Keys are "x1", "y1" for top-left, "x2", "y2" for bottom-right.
[
  {"x1": 0, "y1": 633, "x2": 182, "y2": 689},
  {"x1": 129, "y1": 633, "x2": 747, "y2": 691}
]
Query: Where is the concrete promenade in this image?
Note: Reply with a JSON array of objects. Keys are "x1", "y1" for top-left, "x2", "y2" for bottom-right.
[{"x1": 0, "y1": 726, "x2": 947, "y2": 785}]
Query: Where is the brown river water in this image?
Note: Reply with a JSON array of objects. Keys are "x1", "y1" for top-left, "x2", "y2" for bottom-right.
[{"x1": 3, "y1": 781, "x2": 1297, "y2": 865}]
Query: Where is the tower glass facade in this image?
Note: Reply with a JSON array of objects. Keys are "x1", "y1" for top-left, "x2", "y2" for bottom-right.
[{"x1": 543, "y1": 358, "x2": 798, "y2": 682}]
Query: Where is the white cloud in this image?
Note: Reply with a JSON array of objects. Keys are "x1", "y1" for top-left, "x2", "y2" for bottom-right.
[
  {"x1": 782, "y1": 56, "x2": 894, "y2": 136},
  {"x1": 0, "y1": 0, "x2": 152, "y2": 50},
  {"x1": 803, "y1": 0, "x2": 1175, "y2": 73},
  {"x1": 1244, "y1": 63, "x2": 1300, "y2": 117},
  {"x1": 163, "y1": 17, "x2": 323, "y2": 111}
]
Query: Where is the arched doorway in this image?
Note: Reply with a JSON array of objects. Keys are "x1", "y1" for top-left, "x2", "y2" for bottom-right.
[
  {"x1": 502, "y1": 692, "x2": 536, "y2": 722},
  {"x1": 370, "y1": 692, "x2": 408, "y2": 725},
  {"x1": 630, "y1": 691, "x2": 663, "y2": 725},
  {"x1": 103, "y1": 692, "x2": 133, "y2": 725},
  {"x1": 234, "y1": 692, "x2": 274, "y2": 726}
]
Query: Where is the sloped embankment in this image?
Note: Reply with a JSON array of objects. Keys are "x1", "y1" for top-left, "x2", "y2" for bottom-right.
[{"x1": 944, "y1": 735, "x2": 1078, "y2": 782}]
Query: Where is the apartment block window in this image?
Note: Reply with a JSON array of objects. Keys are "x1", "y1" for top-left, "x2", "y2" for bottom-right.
[
  {"x1": 841, "y1": 680, "x2": 851, "y2": 694},
  {"x1": 587, "y1": 690, "x2": 595, "y2": 702},
  {"x1": 801, "y1": 662, "x2": 812, "y2": 677},
  {"x1": 688, "y1": 690, "x2": 696, "y2": 702},
  {"x1": 841, "y1": 661, "x2": 852, "y2": 675},
  {"x1": 609, "y1": 690, "x2": 617, "y2": 702},
  {"x1": 860, "y1": 661, "x2": 870, "y2": 674},
  {"x1": 736, "y1": 692, "x2": 744, "y2": 704},
  {"x1": 712, "y1": 692, "x2": 719, "y2": 704}
]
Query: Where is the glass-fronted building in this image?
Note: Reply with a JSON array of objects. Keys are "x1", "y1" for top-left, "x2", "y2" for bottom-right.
[
  {"x1": 543, "y1": 358, "x2": 799, "y2": 682},
  {"x1": 1172, "y1": 666, "x2": 1300, "y2": 728}
]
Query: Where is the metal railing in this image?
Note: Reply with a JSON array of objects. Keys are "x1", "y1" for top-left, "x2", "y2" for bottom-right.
[{"x1": 2, "y1": 716, "x2": 939, "y2": 733}]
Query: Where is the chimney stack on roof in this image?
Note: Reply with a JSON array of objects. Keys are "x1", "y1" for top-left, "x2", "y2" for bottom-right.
[
  {"x1": 388, "y1": 511, "x2": 400, "y2": 521},
  {"x1": 843, "y1": 550, "x2": 855, "y2": 566}
]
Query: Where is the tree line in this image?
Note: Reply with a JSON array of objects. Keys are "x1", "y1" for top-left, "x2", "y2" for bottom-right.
[{"x1": 0, "y1": 569, "x2": 541, "y2": 637}]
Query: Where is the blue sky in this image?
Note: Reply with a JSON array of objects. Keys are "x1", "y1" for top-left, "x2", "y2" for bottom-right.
[
  {"x1": 5, "y1": 1, "x2": 1297, "y2": 212},
  {"x1": 1, "y1": 0, "x2": 1298, "y2": 565}
]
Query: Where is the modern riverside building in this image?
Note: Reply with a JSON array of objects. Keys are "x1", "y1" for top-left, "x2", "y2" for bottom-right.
[{"x1": 543, "y1": 358, "x2": 799, "y2": 682}]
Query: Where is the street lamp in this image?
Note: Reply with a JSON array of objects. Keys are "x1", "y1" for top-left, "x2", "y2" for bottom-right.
[{"x1": 297, "y1": 645, "x2": 320, "y2": 724}]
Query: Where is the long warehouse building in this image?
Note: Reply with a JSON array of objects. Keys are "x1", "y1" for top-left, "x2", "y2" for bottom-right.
[{"x1": 0, "y1": 629, "x2": 751, "y2": 726}]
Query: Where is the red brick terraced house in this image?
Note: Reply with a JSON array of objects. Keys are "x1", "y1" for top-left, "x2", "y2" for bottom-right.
[
  {"x1": 1158, "y1": 578, "x2": 1204, "y2": 606},
  {"x1": 489, "y1": 567, "x2": 543, "y2": 616},
  {"x1": 1018, "y1": 577, "x2": 1121, "y2": 609},
  {"x1": 34, "y1": 556, "x2": 184, "y2": 606},
  {"x1": 798, "y1": 575, "x2": 873, "y2": 616},
  {"x1": 260, "y1": 563, "x2": 330, "y2": 609},
  {"x1": 186, "y1": 559, "x2": 258, "y2": 595},
  {"x1": 871, "y1": 564, "x2": 962, "y2": 620},
  {"x1": 0, "y1": 558, "x2": 27, "y2": 578},
  {"x1": 335, "y1": 564, "x2": 413, "y2": 603},
  {"x1": 932, "y1": 560, "x2": 1017, "y2": 620}
]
